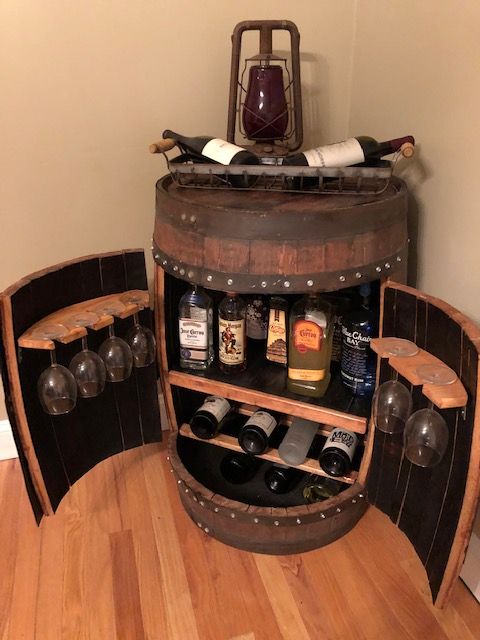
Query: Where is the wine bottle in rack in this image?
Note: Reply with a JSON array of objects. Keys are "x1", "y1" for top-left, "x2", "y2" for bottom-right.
[
  {"x1": 264, "y1": 464, "x2": 303, "y2": 494},
  {"x1": 190, "y1": 396, "x2": 232, "y2": 439},
  {"x1": 303, "y1": 476, "x2": 344, "y2": 503},
  {"x1": 220, "y1": 452, "x2": 262, "y2": 484},
  {"x1": 162, "y1": 129, "x2": 260, "y2": 167},
  {"x1": 238, "y1": 409, "x2": 279, "y2": 455},
  {"x1": 218, "y1": 292, "x2": 247, "y2": 374},
  {"x1": 318, "y1": 428, "x2": 358, "y2": 477},
  {"x1": 283, "y1": 135, "x2": 415, "y2": 168},
  {"x1": 278, "y1": 416, "x2": 319, "y2": 466}
]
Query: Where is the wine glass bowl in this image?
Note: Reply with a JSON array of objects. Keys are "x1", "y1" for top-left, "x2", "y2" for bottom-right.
[
  {"x1": 404, "y1": 408, "x2": 449, "y2": 467},
  {"x1": 372, "y1": 380, "x2": 412, "y2": 434},
  {"x1": 98, "y1": 333, "x2": 133, "y2": 382},
  {"x1": 33, "y1": 324, "x2": 77, "y2": 416},
  {"x1": 126, "y1": 323, "x2": 156, "y2": 368}
]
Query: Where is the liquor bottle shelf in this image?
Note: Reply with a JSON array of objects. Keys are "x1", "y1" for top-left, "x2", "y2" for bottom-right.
[
  {"x1": 169, "y1": 366, "x2": 369, "y2": 435},
  {"x1": 178, "y1": 423, "x2": 358, "y2": 485}
]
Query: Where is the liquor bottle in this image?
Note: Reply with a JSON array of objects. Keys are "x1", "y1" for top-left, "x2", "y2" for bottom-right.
[
  {"x1": 264, "y1": 464, "x2": 303, "y2": 494},
  {"x1": 178, "y1": 285, "x2": 214, "y2": 370},
  {"x1": 218, "y1": 292, "x2": 247, "y2": 374},
  {"x1": 238, "y1": 410, "x2": 278, "y2": 455},
  {"x1": 340, "y1": 283, "x2": 378, "y2": 397},
  {"x1": 319, "y1": 428, "x2": 358, "y2": 477},
  {"x1": 266, "y1": 297, "x2": 288, "y2": 366},
  {"x1": 287, "y1": 294, "x2": 334, "y2": 398},
  {"x1": 220, "y1": 452, "x2": 261, "y2": 484},
  {"x1": 246, "y1": 295, "x2": 268, "y2": 340},
  {"x1": 283, "y1": 135, "x2": 415, "y2": 167},
  {"x1": 190, "y1": 396, "x2": 232, "y2": 439},
  {"x1": 303, "y1": 476, "x2": 344, "y2": 503},
  {"x1": 162, "y1": 129, "x2": 260, "y2": 167},
  {"x1": 278, "y1": 417, "x2": 319, "y2": 466}
]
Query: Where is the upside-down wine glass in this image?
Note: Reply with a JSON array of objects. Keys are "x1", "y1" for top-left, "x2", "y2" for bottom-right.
[
  {"x1": 34, "y1": 323, "x2": 78, "y2": 415},
  {"x1": 371, "y1": 338, "x2": 418, "y2": 434},
  {"x1": 65, "y1": 311, "x2": 107, "y2": 397},
  {"x1": 120, "y1": 291, "x2": 156, "y2": 368},
  {"x1": 93, "y1": 300, "x2": 133, "y2": 382}
]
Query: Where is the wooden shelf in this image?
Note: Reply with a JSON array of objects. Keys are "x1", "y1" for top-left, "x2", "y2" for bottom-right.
[
  {"x1": 371, "y1": 338, "x2": 468, "y2": 409},
  {"x1": 18, "y1": 290, "x2": 150, "y2": 350},
  {"x1": 178, "y1": 423, "x2": 357, "y2": 485},
  {"x1": 168, "y1": 362, "x2": 369, "y2": 435}
]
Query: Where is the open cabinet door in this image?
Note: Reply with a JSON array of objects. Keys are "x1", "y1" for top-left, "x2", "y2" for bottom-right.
[
  {"x1": 0, "y1": 250, "x2": 162, "y2": 522},
  {"x1": 366, "y1": 281, "x2": 480, "y2": 606}
]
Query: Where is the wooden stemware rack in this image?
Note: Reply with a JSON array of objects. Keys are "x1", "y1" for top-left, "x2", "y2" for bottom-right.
[
  {"x1": 18, "y1": 290, "x2": 150, "y2": 350},
  {"x1": 371, "y1": 337, "x2": 468, "y2": 409}
]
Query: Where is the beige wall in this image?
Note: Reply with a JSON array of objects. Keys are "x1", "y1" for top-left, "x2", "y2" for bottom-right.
[
  {"x1": 349, "y1": 0, "x2": 480, "y2": 323},
  {"x1": 0, "y1": 1, "x2": 356, "y2": 422}
]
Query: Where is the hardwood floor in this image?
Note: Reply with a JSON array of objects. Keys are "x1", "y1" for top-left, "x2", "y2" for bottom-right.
[{"x1": 0, "y1": 442, "x2": 479, "y2": 640}]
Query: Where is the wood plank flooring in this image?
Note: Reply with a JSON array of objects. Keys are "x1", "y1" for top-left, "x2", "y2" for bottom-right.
[{"x1": 0, "y1": 442, "x2": 479, "y2": 640}]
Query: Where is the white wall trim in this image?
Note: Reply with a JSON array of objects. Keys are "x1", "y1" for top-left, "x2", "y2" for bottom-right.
[{"x1": 0, "y1": 420, "x2": 18, "y2": 460}]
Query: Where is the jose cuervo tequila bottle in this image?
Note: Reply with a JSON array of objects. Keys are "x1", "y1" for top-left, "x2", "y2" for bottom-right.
[{"x1": 178, "y1": 285, "x2": 214, "y2": 370}]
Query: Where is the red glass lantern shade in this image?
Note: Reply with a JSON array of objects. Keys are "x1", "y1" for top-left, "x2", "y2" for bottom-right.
[{"x1": 242, "y1": 65, "x2": 288, "y2": 141}]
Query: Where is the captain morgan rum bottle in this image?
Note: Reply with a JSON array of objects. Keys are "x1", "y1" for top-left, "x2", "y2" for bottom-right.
[{"x1": 287, "y1": 294, "x2": 334, "y2": 398}]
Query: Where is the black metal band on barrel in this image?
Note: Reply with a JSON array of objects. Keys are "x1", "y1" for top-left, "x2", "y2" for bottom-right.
[{"x1": 152, "y1": 242, "x2": 408, "y2": 294}]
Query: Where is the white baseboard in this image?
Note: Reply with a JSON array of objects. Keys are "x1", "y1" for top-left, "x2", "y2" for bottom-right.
[{"x1": 0, "y1": 419, "x2": 18, "y2": 460}]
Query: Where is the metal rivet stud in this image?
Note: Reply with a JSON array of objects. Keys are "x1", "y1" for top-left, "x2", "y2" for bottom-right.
[
  {"x1": 230, "y1": 513, "x2": 235, "y2": 519},
  {"x1": 197, "y1": 522, "x2": 202, "y2": 528},
  {"x1": 173, "y1": 265, "x2": 179, "y2": 272},
  {"x1": 206, "y1": 275, "x2": 213, "y2": 282},
  {"x1": 397, "y1": 256, "x2": 402, "y2": 262},
  {"x1": 356, "y1": 272, "x2": 362, "y2": 279},
  {"x1": 284, "y1": 281, "x2": 290, "y2": 288},
  {"x1": 190, "y1": 215, "x2": 196, "y2": 223},
  {"x1": 199, "y1": 501, "x2": 205, "y2": 507},
  {"x1": 204, "y1": 527, "x2": 209, "y2": 534},
  {"x1": 162, "y1": 260, "x2": 167, "y2": 266},
  {"x1": 352, "y1": 499, "x2": 357, "y2": 504},
  {"x1": 307, "y1": 280, "x2": 313, "y2": 287},
  {"x1": 261, "y1": 281, "x2": 267, "y2": 288},
  {"x1": 188, "y1": 271, "x2": 194, "y2": 279},
  {"x1": 274, "y1": 520, "x2": 280, "y2": 526},
  {"x1": 227, "y1": 278, "x2": 233, "y2": 286},
  {"x1": 184, "y1": 488, "x2": 189, "y2": 493},
  {"x1": 166, "y1": 456, "x2": 170, "y2": 461},
  {"x1": 336, "y1": 507, "x2": 342, "y2": 513},
  {"x1": 376, "y1": 266, "x2": 382, "y2": 273},
  {"x1": 181, "y1": 213, "x2": 187, "y2": 221},
  {"x1": 177, "y1": 480, "x2": 182, "y2": 484},
  {"x1": 169, "y1": 468, "x2": 174, "y2": 473},
  {"x1": 179, "y1": 268, "x2": 185, "y2": 276},
  {"x1": 254, "y1": 518, "x2": 259, "y2": 524},
  {"x1": 193, "y1": 496, "x2": 198, "y2": 502},
  {"x1": 296, "y1": 518, "x2": 302, "y2": 525},
  {"x1": 385, "y1": 262, "x2": 391, "y2": 269},
  {"x1": 339, "y1": 275, "x2": 346, "y2": 282},
  {"x1": 320, "y1": 513, "x2": 326, "y2": 519},
  {"x1": 358, "y1": 493, "x2": 364, "y2": 498},
  {"x1": 214, "y1": 507, "x2": 219, "y2": 513}
]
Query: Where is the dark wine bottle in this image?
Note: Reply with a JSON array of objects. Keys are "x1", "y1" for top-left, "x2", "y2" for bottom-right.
[
  {"x1": 283, "y1": 135, "x2": 415, "y2": 167},
  {"x1": 220, "y1": 452, "x2": 261, "y2": 484},
  {"x1": 189, "y1": 395, "x2": 231, "y2": 439},
  {"x1": 264, "y1": 464, "x2": 303, "y2": 494},
  {"x1": 218, "y1": 292, "x2": 247, "y2": 374},
  {"x1": 238, "y1": 410, "x2": 278, "y2": 455},
  {"x1": 163, "y1": 129, "x2": 260, "y2": 167},
  {"x1": 319, "y1": 428, "x2": 358, "y2": 477}
]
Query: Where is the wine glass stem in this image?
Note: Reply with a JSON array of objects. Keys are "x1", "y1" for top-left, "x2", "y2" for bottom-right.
[
  {"x1": 133, "y1": 312, "x2": 140, "y2": 326},
  {"x1": 50, "y1": 349, "x2": 57, "y2": 365},
  {"x1": 108, "y1": 324, "x2": 115, "y2": 338},
  {"x1": 81, "y1": 336, "x2": 88, "y2": 351}
]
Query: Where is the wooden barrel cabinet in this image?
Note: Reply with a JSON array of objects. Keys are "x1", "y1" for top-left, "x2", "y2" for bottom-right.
[{"x1": 1, "y1": 178, "x2": 480, "y2": 608}]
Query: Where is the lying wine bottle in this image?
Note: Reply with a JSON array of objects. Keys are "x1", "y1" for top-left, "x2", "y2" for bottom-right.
[
  {"x1": 220, "y1": 452, "x2": 261, "y2": 484},
  {"x1": 238, "y1": 410, "x2": 278, "y2": 455},
  {"x1": 265, "y1": 464, "x2": 303, "y2": 494},
  {"x1": 318, "y1": 428, "x2": 358, "y2": 477},
  {"x1": 163, "y1": 129, "x2": 260, "y2": 167},
  {"x1": 283, "y1": 135, "x2": 415, "y2": 167},
  {"x1": 190, "y1": 396, "x2": 231, "y2": 439},
  {"x1": 303, "y1": 476, "x2": 343, "y2": 503},
  {"x1": 278, "y1": 417, "x2": 319, "y2": 466}
]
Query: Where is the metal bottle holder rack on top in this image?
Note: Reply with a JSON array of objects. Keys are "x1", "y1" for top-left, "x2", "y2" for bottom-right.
[{"x1": 150, "y1": 142, "x2": 397, "y2": 197}]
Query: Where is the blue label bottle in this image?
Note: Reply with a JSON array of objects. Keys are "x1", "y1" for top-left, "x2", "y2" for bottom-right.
[{"x1": 340, "y1": 283, "x2": 377, "y2": 397}]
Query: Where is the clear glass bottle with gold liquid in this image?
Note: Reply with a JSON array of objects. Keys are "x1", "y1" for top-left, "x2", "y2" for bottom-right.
[{"x1": 287, "y1": 294, "x2": 334, "y2": 398}]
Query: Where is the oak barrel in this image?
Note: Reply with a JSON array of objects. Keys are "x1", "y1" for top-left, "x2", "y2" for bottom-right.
[
  {"x1": 153, "y1": 176, "x2": 408, "y2": 294},
  {"x1": 168, "y1": 432, "x2": 368, "y2": 554}
]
